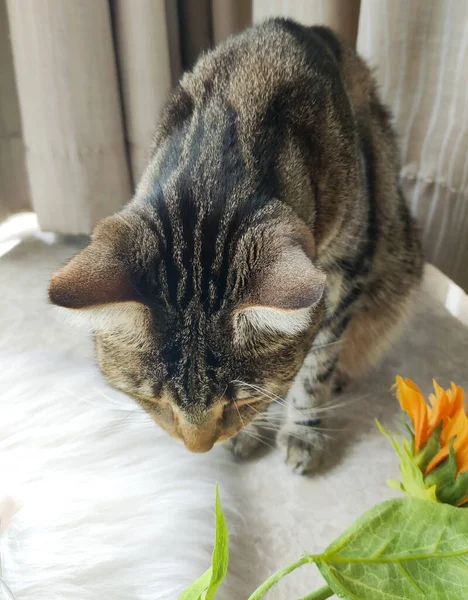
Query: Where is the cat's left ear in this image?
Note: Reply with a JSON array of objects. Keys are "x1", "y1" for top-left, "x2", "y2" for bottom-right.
[
  {"x1": 49, "y1": 216, "x2": 140, "y2": 310},
  {"x1": 236, "y1": 246, "x2": 326, "y2": 336}
]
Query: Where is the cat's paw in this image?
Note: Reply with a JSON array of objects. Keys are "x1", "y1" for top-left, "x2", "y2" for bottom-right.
[
  {"x1": 225, "y1": 427, "x2": 262, "y2": 460},
  {"x1": 277, "y1": 423, "x2": 325, "y2": 475}
]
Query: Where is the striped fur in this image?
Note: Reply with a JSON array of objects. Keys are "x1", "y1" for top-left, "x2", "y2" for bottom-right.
[{"x1": 49, "y1": 20, "x2": 422, "y2": 466}]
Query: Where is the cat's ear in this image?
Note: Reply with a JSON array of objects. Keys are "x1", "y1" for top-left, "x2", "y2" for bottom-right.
[
  {"x1": 236, "y1": 246, "x2": 326, "y2": 336},
  {"x1": 49, "y1": 216, "x2": 140, "y2": 310}
]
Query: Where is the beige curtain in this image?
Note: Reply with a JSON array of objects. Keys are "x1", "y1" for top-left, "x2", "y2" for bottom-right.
[
  {"x1": 0, "y1": 0, "x2": 30, "y2": 221},
  {"x1": 357, "y1": 0, "x2": 468, "y2": 292},
  {"x1": 5, "y1": 0, "x2": 131, "y2": 234},
  {"x1": 111, "y1": 0, "x2": 174, "y2": 181},
  {"x1": 1, "y1": 0, "x2": 467, "y2": 292},
  {"x1": 253, "y1": 0, "x2": 361, "y2": 46}
]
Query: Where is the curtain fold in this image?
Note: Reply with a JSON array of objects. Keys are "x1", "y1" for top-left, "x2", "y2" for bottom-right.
[
  {"x1": 0, "y1": 0, "x2": 30, "y2": 221},
  {"x1": 112, "y1": 0, "x2": 173, "y2": 182},
  {"x1": 212, "y1": 0, "x2": 252, "y2": 45},
  {"x1": 178, "y1": 0, "x2": 252, "y2": 70},
  {"x1": 253, "y1": 0, "x2": 361, "y2": 46},
  {"x1": 358, "y1": 0, "x2": 468, "y2": 291},
  {"x1": 5, "y1": 0, "x2": 131, "y2": 235}
]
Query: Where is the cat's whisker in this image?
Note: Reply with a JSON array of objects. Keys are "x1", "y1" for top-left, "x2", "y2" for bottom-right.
[
  {"x1": 256, "y1": 423, "x2": 282, "y2": 433},
  {"x1": 287, "y1": 391, "x2": 372, "y2": 415},
  {"x1": 256, "y1": 414, "x2": 282, "y2": 424},
  {"x1": 94, "y1": 387, "x2": 144, "y2": 412},
  {"x1": 286, "y1": 430, "x2": 332, "y2": 446},
  {"x1": 58, "y1": 384, "x2": 143, "y2": 413},
  {"x1": 294, "y1": 424, "x2": 345, "y2": 433},
  {"x1": 233, "y1": 400, "x2": 246, "y2": 428},
  {"x1": 233, "y1": 379, "x2": 365, "y2": 428},
  {"x1": 233, "y1": 380, "x2": 308, "y2": 420},
  {"x1": 258, "y1": 417, "x2": 338, "y2": 439},
  {"x1": 256, "y1": 386, "x2": 311, "y2": 420},
  {"x1": 244, "y1": 401, "x2": 267, "y2": 418},
  {"x1": 249, "y1": 412, "x2": 282, "y2": 433},
  {"x1": 311, "y1": 339, "x2": 344, "y2": 352},
  {"x1": 255, "y1": 410, "x2": 340, "y2": 438},
  {"x1": 101, "y1": 407, "x2": 149, "y2": 433},
  {"x1": 242, "y1": 428, "x2": 275, "y2": 450}
]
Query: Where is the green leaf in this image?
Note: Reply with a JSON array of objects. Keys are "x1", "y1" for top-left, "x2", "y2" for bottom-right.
[
  {"x1": 205, "y1": 485, "x2": 229, "y2": 599},
  {"x1": 424, "y1": 437, "x2": 468, "y2": 506},
  {"x1": 376, "y1": 420, "x2": 437, "y2": 501},
  {"x1": 247, "y1": 555, "x2": 312, "y2": 600},
  {"x1": 178, "y1": 567, "x2": 213, "y2": 600},
  {"x1": 425, "y1": 438, "x2": 458, "y2": 491},
  {"x1": 178, "y1": 486, "x2": 229, "y2": 600},
  {"x1": 414, "y1": 424, "x2": 442, "y2": 472},
  {"x1": 298, "y1": 585, "x2": 335, "y2": 599},
  {"x1": 387, "y1": 479, "x2": 404, "y2": 492},
  {"x1": 314, "y1": 497, "x2": 468, "y2": 599}
]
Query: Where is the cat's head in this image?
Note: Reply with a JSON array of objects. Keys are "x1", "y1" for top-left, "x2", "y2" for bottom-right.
[{"x1": 49, "y1": 200, "x2": 326, "y2": 452}]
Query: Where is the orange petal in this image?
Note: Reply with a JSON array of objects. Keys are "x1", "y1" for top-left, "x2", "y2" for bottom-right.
[
  {"x1": 451, "y1": 411, "x2": 468, "y2": 474},
  {"x1": 395, "y1": 376, "x2": 429, "y2": 453},
  {"x1": 403, "y1": 377, "x2": 424, "y2": 396},
  {"x1": 429, "y1": 379, "x2": 445, "y2": 406},
  {"x1": 427, "y1": 380, "x2": 450, "y2": 433},
  {"x1": 440, "y1": 410, "x2": 468, "y2": 448},
  {"x1": 426, "y1": 410, "x2": 468, "y2": 474},
  {"x1": 426, "y1": 446, "x2": 450, "y2": 474},
  {"x1": 456, "y1": 444, "x2": 468, "y2": 474},
  {"x1": 446, "y1": 382, "x2": 465, "y2": 418}
]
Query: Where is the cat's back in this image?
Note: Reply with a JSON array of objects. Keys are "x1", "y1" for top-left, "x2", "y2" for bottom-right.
[
  {"x1": 179, "y1": 19, "x2": 358, "y2": 129},
  {"x1": 145, "y1": 19, "x2": 366, "y2": 214}
]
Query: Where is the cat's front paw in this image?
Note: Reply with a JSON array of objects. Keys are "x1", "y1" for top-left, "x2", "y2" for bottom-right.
[
  {"x1": 225, "y1": 427, "x2": 262, "y2": 460},
  {"x1": 277, "y1": 423, "x2": 325, "y2": 475}
]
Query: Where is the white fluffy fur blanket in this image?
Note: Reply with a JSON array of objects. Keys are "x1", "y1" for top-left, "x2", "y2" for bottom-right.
[{"x1": 0, "y1": 351, "x2": 257, "y2": 600}]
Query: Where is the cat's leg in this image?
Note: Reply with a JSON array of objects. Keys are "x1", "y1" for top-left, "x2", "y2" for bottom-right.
[
  {"x1": 337, "y1": 281, "x2": 419, "y2": 380},
  {"x1": 225, "y1": 421, "x2": 266, "y2": 460},
  {"x1": 278, "y1": 341, "x2": 338, "y2": 474}
]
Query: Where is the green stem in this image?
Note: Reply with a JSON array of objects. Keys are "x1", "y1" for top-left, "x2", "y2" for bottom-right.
[
  {"x1": 298, "y1": 585, "x2": 335, "y2": 600},
  {"x1": 247, "y1": 555, "x2": 313, "y2": 600}
]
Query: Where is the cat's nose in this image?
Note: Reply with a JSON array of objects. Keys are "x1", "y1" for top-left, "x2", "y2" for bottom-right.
[
  {"x1": 176, "y1": 407, "x2": 223, "y2": 453},
  {"x1": 180, "y1": 421, "x2": 220, "y2": 452},
  {"x1": 182, "y1": 432, "x2": 218, "y2": 453}
]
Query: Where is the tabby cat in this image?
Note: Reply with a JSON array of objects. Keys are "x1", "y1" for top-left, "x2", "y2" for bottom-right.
[{"x1": 49, "y1": 19, "x2": 423, "y2": 473}]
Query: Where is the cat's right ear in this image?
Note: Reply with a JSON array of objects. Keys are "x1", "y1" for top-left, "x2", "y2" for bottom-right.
[
  {"x1": 48, "y1": 216, "x2": 140, "y2": 310},
  {"x1": 234, "y1": 245, "x2": 326, "y2": 338}
]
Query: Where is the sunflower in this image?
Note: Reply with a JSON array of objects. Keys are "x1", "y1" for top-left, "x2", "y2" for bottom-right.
[{"x1": 380, "y1": 376, "x2": 468, "y2": 507}]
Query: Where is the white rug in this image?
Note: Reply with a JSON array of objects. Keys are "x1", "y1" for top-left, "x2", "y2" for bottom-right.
[
  {"x1": 0, "y1": 351, "x2": 254, "y2": 600},
  {"x1": 1, "y1": 238, "x2": 468, "y2": 600}
]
